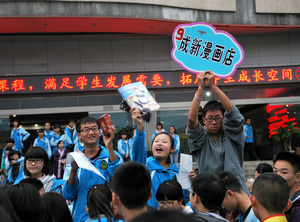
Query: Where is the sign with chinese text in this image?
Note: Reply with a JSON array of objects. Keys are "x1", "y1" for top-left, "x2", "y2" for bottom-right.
[
  {"x1": 0, "y1": 66, "x2": 299, "y2": 95},
  {"x1": 171, "y1": 22, "x2": 244, "y2": 78},
  {"x1": 118, "y1": 82, "x2": 160, "y2": 111}
]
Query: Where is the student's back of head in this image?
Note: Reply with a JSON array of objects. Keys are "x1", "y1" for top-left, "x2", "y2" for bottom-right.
[
  {"x1": 6, "y1": 183, "x2": 43, "y2": 222},
  {"x1": 20, "y1": 177, "x2": 44, "y2": 195},
  {"x1": 216, "y1": 171, "x2": 243, "y2": 193},
  {"x1": 251, "y1": 173, "x2": 291, "y2": 220},
  {"x1": 111, "y1": 161, "x2": 151, "y2": 210},
  {"x1": 192, "y1": 172, "x2": 226, "y2": 211},
  {"x1": 41, "y1": 192, "x2": 73, "y2": 222},
  {"x1": 87, "y1": 183, "x2": 118, "y2": 222}
]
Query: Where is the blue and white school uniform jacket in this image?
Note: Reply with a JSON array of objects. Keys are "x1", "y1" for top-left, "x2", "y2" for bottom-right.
[
  {"x1": 243, "y1": 124, "x2": 254, "y2": 143},
  {"x1": 62, "y1": 146, "x2": 123, "y2": 222},
  {"x1": 7, "y1": 156, "x2": 24, "y2": 183},
  {"x1": 117, "y1": 139, "x2": 131, "y2": 158},
  {"x1": 132, "y1": 128, "x2": 179, "y2": 208},
  {"x1": 64, "y1": 126, "x2": 78, "y2": 149},
  {"x1": 152, "y1": 129, "x2": 165, "y2": 140},
  {"x1": 1, "y1": 145, "x2": 17, "y2": 170},
  {"x1": 14, "y1": 174, "x2": 64, "y2": 194},
  {"x1": 33, "y1": 137, "x2": 52, "y2": 158},
  {"x1": 172, "y1": 133, "x2": 180, "y2": 154},
  {"x1": 50, "y1": 133, "x2": 67, "y2": 155},
  {"x1": 74, "y1": 141, "x2": 85, "y2": 152},
  {"x1": 10, "y1": 127, "x2": 30, "y2": 151},
  {"x1": 44, "y1": 129, "x2": 55, "y2": 141}
]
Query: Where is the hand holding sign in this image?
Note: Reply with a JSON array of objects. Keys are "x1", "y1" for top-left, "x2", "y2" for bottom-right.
[{"x1": 171, "y1": 22, "x2": 244, "y2": 78}]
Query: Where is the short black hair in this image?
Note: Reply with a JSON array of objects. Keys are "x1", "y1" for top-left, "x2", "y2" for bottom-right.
[
  {"x1": 6, "y1": 138, "x2": 15, "y2": 144},
  {"x1": 76, "y1": 116, "x2": 100, "y2": 132},
  {"x1": 37, "y1": 128, "x2": 44, "y2": 133},
  {"x1": 169, "y1": 125, "x2": 177, "y2": 134},
  {"x1": 20, "y1": 178, "x2": 44, "y2": 192},
  {"x1": 87, "y1": 183, "x2": 118, "y2": 222},
  {"x1": 192, "y1": 172, "x2": 226, "y2": 211},
  {"x1": 4, "y1": 146, "x2": 13, "y2": 152},
  {"x1": 253, "y1": 173, "x2": 289, "y2": 213},
  {"x1": 156, "y1": 180, "x2": 183, "y2": 203},
  {"x1": 273, "y1": 151, "x2": 300, "y2": 174},
  {"x1": 256, "y1": 163, "x2": 273, "y2": 174},
  {"x1": 111, "y1": 161, "x2": 151, "y2": 210},
  {"x1": 13, "y1": 120, "x2": 21, "y2": 125},
  {"x1": 203, "y1": 100, "x2": 225, "y2": 117},
  {"x1": 41, "y1": 192, "x2": 73, "y2": 222},
  {"x1": 8, "y1": 150, "x2": 21, "y2": 161},
  {"x1": 52, "y1": 124, "x2": 61, "y2": 129},
  {"x1": 6, "y1": 183, "x2": 43, "y2": 222},
  {"x1": 24, "y1": 146, "x2": 51, "y2": 176},
  {"x1": 156, "y1": 122, "x2": 163, "y2": 128},
  {"x1": 216, "y1": 171, "x2": 243, "y2": 193}
]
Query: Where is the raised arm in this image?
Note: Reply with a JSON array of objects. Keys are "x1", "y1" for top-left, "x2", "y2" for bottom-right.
[
  {"x1": 188, "y1": 72, "x2": 206, "y2": 130},
  {"x1": 103, "y1": 126, "x2": 117, "y2": 163},
  {"x1": 205, "y1": 71, "x2": 233, "y2": 112},
  {"x1": 130, "y1": 108, "x2": 147, "y2": 164}
]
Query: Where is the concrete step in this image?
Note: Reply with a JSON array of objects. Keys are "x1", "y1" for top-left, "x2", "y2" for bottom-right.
[{"x1": 243, "y1": 160, "x2": 273, "y2": 180}]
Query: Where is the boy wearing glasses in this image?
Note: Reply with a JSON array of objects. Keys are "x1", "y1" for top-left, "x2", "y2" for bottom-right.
[
  {"x1": 186, "y1": 70, "x2": 248, "y2": 194},
  {"x1": 63, "y1": 116, "x2": 123, "y2": 222}
]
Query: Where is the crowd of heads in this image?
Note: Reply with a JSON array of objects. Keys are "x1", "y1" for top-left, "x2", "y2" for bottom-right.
[{"x1": 1, "y1": 113, "x2": 299, "y2": 222}]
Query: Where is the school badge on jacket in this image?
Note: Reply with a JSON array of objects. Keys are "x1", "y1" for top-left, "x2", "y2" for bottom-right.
[{"x1": 100, "y1": 160, "x2": 108, "y2": 170}]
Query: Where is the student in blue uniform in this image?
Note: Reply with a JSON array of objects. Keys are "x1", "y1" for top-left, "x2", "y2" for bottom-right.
[
  {"x1": 65, "y1": 120, "x2": 78, "y2": 153},
  {"x1": 1, "y1": 139, "x2": 16, "y2": 186},
  {"x1": 152, "y1": 122, "x2": 165, "y2": 140},
  {"x1": 74, "y1": 138, "x2": 85, "y2": 152},
  {"x1": 33, "y1": 129, "x2": 52, "y2": 158},
  {"x1": 50, "y1": 124, "x2": 67, "y2": 155},
  {"x1": 117, "y1": 131, "x2": 131, "y2": 162},
  {"x1": 10, "y1": 120, "x2": 30, "y2": 155},
  {"x1": 131, "y1": 108, "x2": 179, "y2": 208},
  {"x1": 44, "y1": 122, "x2": 55, "y2": 141},
  {"x1": 169, "y1": 126, "x2": 180, "y2": 167},
  {"x1": 63, "y1": 116, "x2": 122, "y2": 222},
  {"x1": 14, "y1": 146, "x2": 64, "y2": 194},
  {"x1": 7, "y1": 150, "x2": 24, "y2": 183}
]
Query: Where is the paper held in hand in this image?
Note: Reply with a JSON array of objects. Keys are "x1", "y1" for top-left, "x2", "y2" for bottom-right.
[
  {"x1": 66, "y1": 152, "x2": 105, "y2": 179},
  {"x1": 178, "y1": 153, "x2": 193, "y2": 189}
]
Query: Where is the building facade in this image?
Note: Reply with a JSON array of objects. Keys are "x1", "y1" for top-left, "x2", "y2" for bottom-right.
[{"x1": 0, "y1": 0, "x2": 299, "y2": 158}]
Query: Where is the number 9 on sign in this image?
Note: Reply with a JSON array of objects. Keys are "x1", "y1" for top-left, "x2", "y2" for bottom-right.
[{"x1": 175, "y1": 28, "x2": 185, "y2": 41}]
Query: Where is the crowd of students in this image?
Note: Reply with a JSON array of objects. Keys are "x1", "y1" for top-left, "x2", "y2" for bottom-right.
[{"x1": 0, "y1": 70, "x2": 299, "y2": 222}]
